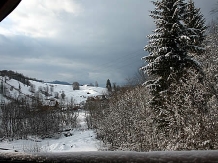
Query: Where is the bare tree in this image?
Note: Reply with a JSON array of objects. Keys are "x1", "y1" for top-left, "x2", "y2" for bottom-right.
[{"x1": 72, "y1": 82, "x2": 80, "y2": 90}]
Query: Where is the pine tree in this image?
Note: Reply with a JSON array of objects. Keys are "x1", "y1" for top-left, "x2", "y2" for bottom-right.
[
  {"x1": 184, "y1": 0, "x2": 207, "y2": 55},
  {"x1": 106, "y1": 79, "x2": 112, "y2": 92},
  {"x1": 140, "y1": 0, "x2": 206, "y2": 131},
  {"x1": 141, "y1": 0, "x2": 205, "y2": 97}
]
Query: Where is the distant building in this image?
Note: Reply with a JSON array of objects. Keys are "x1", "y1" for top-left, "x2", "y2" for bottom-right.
[{"x1": 45, "y1": 97, "x2": 57, "y2": 106}]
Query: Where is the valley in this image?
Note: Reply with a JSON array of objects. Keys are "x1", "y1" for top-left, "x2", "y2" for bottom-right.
[{"x1": 0, "y1": 72, "x2": 108, "y2": 152}]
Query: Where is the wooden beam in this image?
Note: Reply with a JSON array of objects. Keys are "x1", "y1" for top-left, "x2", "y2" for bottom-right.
[{"x1": 0, "y1": 150, "x2": 218, "y2": 162}]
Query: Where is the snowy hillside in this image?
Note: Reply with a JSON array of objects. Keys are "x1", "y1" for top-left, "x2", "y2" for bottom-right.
[
  {"x1": 1, "y1": 76, "x2": 108, "y2": 105},
  {"x1": 0, "y1": 75, "x2": 108, "y2": 153}
]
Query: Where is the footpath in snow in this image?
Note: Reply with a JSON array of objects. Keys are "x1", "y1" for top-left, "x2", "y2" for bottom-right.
[
  {"x1": 0, "y1": 110, "x2": 102, "y2": 153},
  {"x1": 40, "y1": 110, "x2": 102, "y2": 152}
]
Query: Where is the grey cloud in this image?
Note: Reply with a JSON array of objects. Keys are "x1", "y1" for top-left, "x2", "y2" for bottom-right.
[{"x1": 0, "y1": 0, "x2": 216, "y2": 86}]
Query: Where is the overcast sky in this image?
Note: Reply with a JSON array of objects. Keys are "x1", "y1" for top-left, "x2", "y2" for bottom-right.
[{"x1": 0, "y1": 0, "x2": 216, "y2": 86}]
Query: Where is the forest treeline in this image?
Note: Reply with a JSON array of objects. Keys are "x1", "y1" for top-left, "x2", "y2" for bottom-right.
[
  {"x1": 0, "y1": 74, "x2": 78, "y2": 140},
  {"x1": 85, "y1": 0, "x2": 218, "y2": 151},
  {"x1": 0, "y1": 96, "x2": 77, "y2": 140},
  {"x1": 0, "y1": 70, "x2": 43, "y2": 86}
]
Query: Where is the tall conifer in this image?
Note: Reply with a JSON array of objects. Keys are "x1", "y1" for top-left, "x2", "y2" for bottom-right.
[{"x1": 141, "y1": 0, "x2": 206, "y2": 97}]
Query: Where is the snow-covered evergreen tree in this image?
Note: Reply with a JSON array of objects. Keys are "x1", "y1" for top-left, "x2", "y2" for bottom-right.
[
  {"x1": 140, "y1": 0, "x2": 206, "y2": 132},
  {"x1": 184, "y1": 0, "x2": 207, "y2": 55},
  {"x1": 141, "y1": 0, "x2": 206, "y2": 97},
  {"x1": 106, "y1": 79, "x2": 112, "y2": 92}
]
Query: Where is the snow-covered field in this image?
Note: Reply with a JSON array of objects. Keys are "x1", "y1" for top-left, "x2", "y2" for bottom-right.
[
  {"x1": 0, "y1": 110, "x2": 103, "y2": 153},
  {"x1": 0, "y1": 77, "x2": 107, "y2": 153},
  {"x1": 3, "y1": 78, "x2": 107, "y2": 105}
]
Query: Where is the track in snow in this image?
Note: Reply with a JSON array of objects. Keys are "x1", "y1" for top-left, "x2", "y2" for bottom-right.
[{"x1": 40, "y1": 110, "x2": 101, "y2": 152}]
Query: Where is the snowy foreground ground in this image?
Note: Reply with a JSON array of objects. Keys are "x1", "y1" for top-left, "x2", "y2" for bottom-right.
[
  {"x1": 0, "y1": 110, "x2": 102, "y2": 153},
  {"x1": 1, "y1": 111, "x2": 218, "y2": 162}
]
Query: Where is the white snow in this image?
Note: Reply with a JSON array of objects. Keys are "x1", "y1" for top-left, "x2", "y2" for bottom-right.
[
  {"x1": 3, "y1": 78, "x2": 107, "y2": 105},
  {"x1": 0, "y1": 77, "x2": 107, "y2": 153},
  {"x1": 41, "y1": 110, "x2": 101, "y2": 152},
  {"x1": 0, "y1": 110, "x2": 102, "y2": 153}
]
